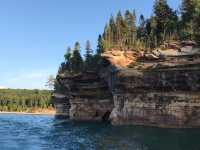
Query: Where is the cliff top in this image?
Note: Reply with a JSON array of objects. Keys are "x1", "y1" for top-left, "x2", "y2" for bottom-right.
[{"x1": 101, "y1": 41, "x2": 200, "y2": 70}]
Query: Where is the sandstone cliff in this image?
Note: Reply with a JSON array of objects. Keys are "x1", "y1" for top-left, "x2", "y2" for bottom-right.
[
  {"x1": 54, "y1": 42, "x2": 200, "y2": 128},
  {"x1": 53, "y1": 93, "x2": 70, "y2": 117},
  {"x1": 56, "y1": 72, "x2": 113, "y2": 121}
]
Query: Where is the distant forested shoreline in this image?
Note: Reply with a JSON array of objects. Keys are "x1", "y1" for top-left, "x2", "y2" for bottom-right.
[{"x1": 0, "y1": 89, "x2": 54, "y2": 112}]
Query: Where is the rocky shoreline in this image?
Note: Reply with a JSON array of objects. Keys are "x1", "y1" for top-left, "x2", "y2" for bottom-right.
[{"x1": 54, "y1": 43, "x2": 200, "y2": 128}]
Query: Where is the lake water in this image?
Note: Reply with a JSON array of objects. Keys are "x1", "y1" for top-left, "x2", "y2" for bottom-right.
[{"x1": 0, "y1": 114, "x2": 200, "y2": 150}]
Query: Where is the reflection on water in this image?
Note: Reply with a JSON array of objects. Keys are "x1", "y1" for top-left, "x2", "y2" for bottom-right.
[{"x1": 0, "y1": 114, "x2": 199, "y2": 150}]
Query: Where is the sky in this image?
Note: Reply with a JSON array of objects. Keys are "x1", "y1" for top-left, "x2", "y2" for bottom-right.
[{"x1": 0, "y1": 0, "x2": 181, "y2": 89}]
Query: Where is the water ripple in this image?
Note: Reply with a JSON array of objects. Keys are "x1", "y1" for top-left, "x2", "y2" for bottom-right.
[{"x1": 0, "y1": 114, "x2": 200, "y2": 150}]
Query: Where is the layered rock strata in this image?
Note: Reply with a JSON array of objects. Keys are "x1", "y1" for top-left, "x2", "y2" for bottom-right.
[
  {"x1": 53, "y1": 93, "x2": 70, "y2": 117},
  {"x1": 110, "y1": 51, "x2": 200, "y2": 128},
  {"x1": 57, "y1": 72, "x2": 113, "y2": 121},
  {"x1": 54, "y1": 44, "x2": 200, "y2": 128}
]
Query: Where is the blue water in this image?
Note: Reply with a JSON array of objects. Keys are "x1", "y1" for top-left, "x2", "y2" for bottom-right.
[{"x1": 0, "y1": 114, "x2": 200, "y2": 150}]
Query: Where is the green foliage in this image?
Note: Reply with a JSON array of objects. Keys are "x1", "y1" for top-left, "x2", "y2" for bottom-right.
[
  {"x1": 84, "y1": 40, "x2": 94, "y2": 70},
  {"x1": 180, "y1": 0, "x2": 195, "y2": 40},
  {"x1": 56, "y1": 0, "x2": 200, "y2": 83},
  {"x1": 181, "y1": 0, "x2": 195, "y2": 23},
  {"x1": 58, "y1": 39, "x2": 104, "y2": 75},
  {"x1": 71, "y1": 42, "x2": 84, "y2": 73},
  {"x1": 193, "y1": 0, "x2": 200, "y2": 44},
  {"x1": 64, "y1": 47, "x2": 72, "y2": 62},
  {"x1": 179, "y1": 0, "x2": 200, "y2": 44},
  {"x1": 0, "y1": 89, "x2": 53, "y2": 112},
  {"x1": 102, "y1": 10, "x2": 138, "y2": 50},
  {"x1": 96, "y1": 35, "x2": 104, "y2": 54},
  {"x1": 125, "y1": 10, "x2": 137, "y2": 48},
  {"x1": 101, "y1": 4, "x2": 179, "y2": 50},
  {"x1": 153, "y1": 0, "x2": 178, "y2": 44}
]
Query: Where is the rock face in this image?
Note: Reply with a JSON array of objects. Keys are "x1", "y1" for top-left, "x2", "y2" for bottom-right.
[
  {"x1": 53, "y1": 93, "x2": 70, "y2": 117},
  {"x1": 102, "y1": 49, "x2": 136, "y2": 68},
  {"x1": 57, "y1": 72, "x2": 113, "y2": 121},
  {"x1": 110, "y1": 48, "x2": 200, "y2": 128},
  {"x1": 54, "y1": 44, "x2": 200, "y2": 128}
]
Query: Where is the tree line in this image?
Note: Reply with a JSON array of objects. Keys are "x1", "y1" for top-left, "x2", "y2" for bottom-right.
[
  {"x1": 58, "y1": 39, "x2": 104, "y2": 74},
  {"x1": 0, "y1": 89, "x2": 53, "y2": 112},
  {"x1": 56, "y1": 0, "x2": 200, "y2": 79},
  {"x1": 102, "y1": 0, "x2": 200, "y2": 50}
]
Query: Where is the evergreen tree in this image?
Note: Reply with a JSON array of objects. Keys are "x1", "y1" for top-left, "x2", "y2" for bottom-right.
[
  {"x1": 193, "y1": 0, "x2": 200, "y2": 44},
  {"x1": 116, "y1": 11, "x2": 126, "y2": 47},
  {"x1": 143, "y1": 16, "x2": 158, "y2": 49},
  {"x1": 84, "y1": 40, "x2": 93, "y2": 70},
  {"x1": 64, "y1": 47, "x2": 72, "y2": 62},
  {"x1": 58, "y1": 62, "x2": 66, "y2": 73},
  {"x1": 137, "y1": 15, "x2": 146, "y2": 39},
  {"x1": 137, "y1": 14, "x2": 147, "y2": 49},
  {"x1": 64, "y1": 47, "x2": 72, "y2": 71},
  {"x1": 74, "y1": 41, "x2": 81, "y2": 51},
  {"x1": 71, "y1": 42, "x2": 83, "y2": 73},
  {"x1": 181, "y1": 0, "x2": 195, "y2": 24},
  {"x1": 181, "y1": 0, "x2": 195, "y2": 39},
  {"x1": 103, "y1": 24, "x2": 112, "y2": 49},
  {"x1": 154, "y1": 0, "x2": 178, "y2": 43},
  {"x1": 131, "y1": 10, "x2": 137, "y2": 45},
  {"x1": 149, "y1": 17, "x2": 158, "y2": 48},
  {"x1": 97, "y1": 35, "x2": 104, "y2": 55},
  {"x1": 124, "y1": 10, "x2": 137, "y2": 47},
  {"x1": 109, "y1": 15, "x2": 117, "y2": 45}
]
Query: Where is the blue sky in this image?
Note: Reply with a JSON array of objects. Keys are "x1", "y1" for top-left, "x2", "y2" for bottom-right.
[{"x1": 0, "y1": 0, "x2": 180, "y2": 89}]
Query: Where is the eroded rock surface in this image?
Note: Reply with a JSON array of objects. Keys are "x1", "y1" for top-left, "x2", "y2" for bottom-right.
[
  {"x1": 102, "y1": 49, "x2": 136, "y2": 68},
  {"x1": 57, "y1": 72, "x2": 113, "y2": 121},
  {"x1": 53, "y1": 93, "x2": 70, "y2": 117},
  {"x1": 54, "y1": 43, "x2": 200, "y2": 128},
  {"x1": 109, "y1": 46, "x2": 200, "y2": 127}
]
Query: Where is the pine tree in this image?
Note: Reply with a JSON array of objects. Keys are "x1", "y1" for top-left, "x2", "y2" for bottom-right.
[
  {"x1": 116, "y1": 11, "x2": 126, "y2": 47},
  {"x1": 85, "y1": 40, "x2": 93, "y2": 56},
  {"x1": 144, "y1": 17, "x2": 158, "y2": 48},
  {"x1": 109, "y1": 15, "x2": 117, "y2": 45},
  {"x1": 64, "y1": 47, "x2": 72, "y2": 71},
  {"x1": 181, "y1": 0, "x2": 195, "y2": 24},
  {"x1": 137, "y1": 14, "x2": 146, "y2": 41},
  {"x1": 64, "y1": 47, "x2": 72, "y2": 62},
  {"x1": 97, "y1": 35, "x2": 104, "y2": 55},
  {"x1": 154, "y1": 0, "x2": 178, "y2": 43},
  {"x1": 181, "y1": 0, "x2": 195, "y2": 39},
  {"x1": 84, "y1": 40, "x2": 93, "y2": 70},
  {"x1": 193, "y1": 0, "x2": 200, "y2": 44},
  {"x1": 131, "y1": 11, "x2": 137, "y2": 45},
  {"x1": 71, "y1": 42, "x2": 83, "y2": 73},
  {"x1": 124, "y1": 10, "x2": 137, "y2": 48},
  {"x1": 136, "y1": 14, "x2": 147, "y2": 49},
  {"x1": 103, "y1": 24, "x2": 112, "y2": 49},
  {"x1": 74, "y1": 41, "x2": 81, "y2": 51}
]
